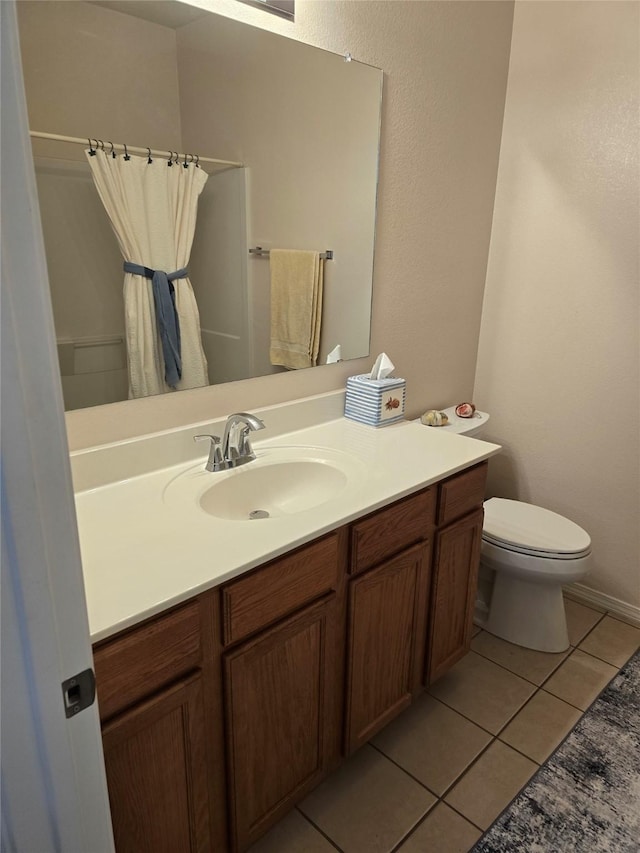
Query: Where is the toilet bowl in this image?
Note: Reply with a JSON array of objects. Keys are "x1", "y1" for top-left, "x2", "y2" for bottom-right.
[
  {"x1": 481, "y1": 498, "x2": 591, "y2": 652},
  {"x1": 435, "y1": 408, "x2": 592, "y2": 652}
]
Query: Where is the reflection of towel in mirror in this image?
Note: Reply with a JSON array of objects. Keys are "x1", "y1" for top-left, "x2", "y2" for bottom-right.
[{"x1": 269, "y1": 249, "x2": 323, "y2": 369}]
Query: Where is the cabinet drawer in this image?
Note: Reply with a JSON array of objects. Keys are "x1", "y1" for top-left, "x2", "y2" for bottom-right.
[
  {"x1": 437, "y1": 462, "x2": 488, "y2": 526},
  {"x1": 222, "y1": 533, "x2": 339, "y2": 645},
  {"x1": 93, "y1": 600, "x2": 202, "y2": 722},
  {"x1": 350, "y1": 487, "x2": 436, "y2": 575}
]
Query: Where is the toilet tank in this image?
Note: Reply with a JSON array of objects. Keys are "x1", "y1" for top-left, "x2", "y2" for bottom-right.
[{"x1": 440, "y1": 407, "x2": 490, "y2": 437}]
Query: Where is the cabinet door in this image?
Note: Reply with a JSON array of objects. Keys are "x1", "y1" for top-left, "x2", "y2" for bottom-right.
[
  {"x1": 427, "y1": 508, "x2": 483, "y2": 684},
  {"x1": 102, "y1": 672, "x2": 210, "y2": 853},
  {"x1": 345, "y1": 542, "x2": 431, "y2": 754},
  {"x1": 224, "y1": 595, "x2": 338, "y2": 852}
]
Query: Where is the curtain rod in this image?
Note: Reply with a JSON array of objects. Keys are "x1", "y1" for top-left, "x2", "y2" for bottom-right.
[{"x1": 29, "y1": 131, "x2": 244, "y2": 170}]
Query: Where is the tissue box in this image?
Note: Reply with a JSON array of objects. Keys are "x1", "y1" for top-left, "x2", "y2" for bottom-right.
[{"x1": 344, "y1": 374, "x2": 406, "y2": 427}]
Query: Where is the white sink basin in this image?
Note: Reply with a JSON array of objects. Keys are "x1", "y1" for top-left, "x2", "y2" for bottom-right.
[
  {"x1": 200, "y1": 459, "x2": 347, "y2": 520},
  {"x1": 162, "y1": 445, "x2": 366, "y2": 521}
]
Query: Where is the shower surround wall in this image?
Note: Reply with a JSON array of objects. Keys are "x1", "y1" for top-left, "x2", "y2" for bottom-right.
[
  {"x1": 18, "y1": 1, "x2": 250, "y2": 407},
  {"x1": 474, "y1": 1, "x2": 640, "y2": 612},
  {"x1": 19, "y1": 1, "x2": 183, "y2": 410}
]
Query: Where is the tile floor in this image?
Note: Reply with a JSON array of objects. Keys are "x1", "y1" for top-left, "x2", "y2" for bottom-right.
[{"x1": 249, "y1": 598, "x2": 640, "y2": 853}]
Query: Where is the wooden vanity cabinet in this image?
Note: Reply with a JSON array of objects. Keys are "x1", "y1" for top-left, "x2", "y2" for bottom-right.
[
  {"x1": 220, "y1": 532, "x2": 345, "y2": 852},
  {"x1": 101, "y1": 673, "x2": 210, "y2": 853},
  {"x1": 426, "y1": 463, "x2": 487, "y2": 684},
  {"x1": 93, "y1": 597, "x2": 222, "y2": 853},
  {"x1": 344, "y1": 488, "x2": 435, "y2": 753},
  {"x1": 92, "y1": 463, "x2": 489, "y2": 852}
]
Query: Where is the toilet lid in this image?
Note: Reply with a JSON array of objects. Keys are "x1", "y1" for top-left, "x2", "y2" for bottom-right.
[{"x1": 483, "y1": 498, "x2": 591, "y2": 557}]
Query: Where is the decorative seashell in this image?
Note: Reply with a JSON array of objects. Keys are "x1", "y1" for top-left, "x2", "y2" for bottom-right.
[
  {"x1": 455, "y1": 402, "x2": 476, "y2": 418},
  {"x1": 421, "y1": 409, "x2": 449, "y2": 427}
]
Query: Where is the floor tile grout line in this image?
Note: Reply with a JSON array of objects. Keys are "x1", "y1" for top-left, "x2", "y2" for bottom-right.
[
  {"x1": 387, "y1": 800, "x2": 439, "y2": 853},
  {"x1": 443, "y1": 801, "x2": 487, "y2": 834},
  {"x1": 605, "y1": 613, "x2": 640, "y2": 630},
  {"x1": 426, "y1": 686, "x2": 534, "y2": 739},
  {"x1": 510, "y1": 681, "x2": 589, "y2": 716},
  {"x1": 368, "y1": 740, "x2": 444, "y2": 799},
  {"x1": 467, "y1": 644, "x2": 570, "y2": 689},
  {"x1": 294, "y1": 807, "x2": 344, "y2": 852},
  {"x1": 573, "y1": 642, "x2": 640, "y2": 671},
  {"x1": 436, "y1": 738, "x2": 497, "y2": 801},
  {"x1": 468, "y1": 629, "x2": 632, "y2": 697},
  {"x1": 563, "y1": 599, "x2": 640, "y2": 631}
]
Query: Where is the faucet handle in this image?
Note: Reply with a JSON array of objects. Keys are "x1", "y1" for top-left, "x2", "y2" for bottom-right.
[{"x1": 193, "y1": 434, "x2": 225, "y2": 472}]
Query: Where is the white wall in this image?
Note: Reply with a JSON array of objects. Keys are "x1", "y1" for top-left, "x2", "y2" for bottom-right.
[
  {"x1": 64, "y1": 0, "x2": 514, "y2": 448},
  {"x1": 474, "y1": 1, "x2": 639, "y2": 608}
]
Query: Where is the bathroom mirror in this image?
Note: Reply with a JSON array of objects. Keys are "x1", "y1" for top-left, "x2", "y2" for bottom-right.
[{"x1": 18, "y1": 0, "x2": 382, "y2": 411}]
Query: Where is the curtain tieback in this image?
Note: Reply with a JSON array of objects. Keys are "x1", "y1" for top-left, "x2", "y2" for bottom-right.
[{"x1": 124, "y1": 262, "x2": 188, "y2": 388}]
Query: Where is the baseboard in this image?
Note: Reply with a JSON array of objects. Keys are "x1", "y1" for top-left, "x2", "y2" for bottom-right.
[{"x1": 564, "y1": 583, "x2": 640, "y2": 627}]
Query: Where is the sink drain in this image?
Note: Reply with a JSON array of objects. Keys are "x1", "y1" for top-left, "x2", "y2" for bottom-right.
[{"x1": 248, "y1": 509, "x2": 270, "y2": 520}]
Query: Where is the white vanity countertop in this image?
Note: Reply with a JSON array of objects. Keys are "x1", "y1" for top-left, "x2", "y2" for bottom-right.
[{"x1": 75, "y1": 415, "x2": 501, "y2": 643}]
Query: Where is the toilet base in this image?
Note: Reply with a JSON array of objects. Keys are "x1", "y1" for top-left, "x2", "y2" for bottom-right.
[{"x1": 485, "y1": 573, "x2": 569, "y2": 653}]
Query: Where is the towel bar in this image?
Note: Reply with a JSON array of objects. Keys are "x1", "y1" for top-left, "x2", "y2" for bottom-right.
[{"x1": 249, "y1": 246, "x2": 333, "y2": 260}]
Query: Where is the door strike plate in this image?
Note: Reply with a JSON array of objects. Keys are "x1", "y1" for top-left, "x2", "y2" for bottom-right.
[{"x1": 61, "y1": 668, "x2": 96, "y2": 718}]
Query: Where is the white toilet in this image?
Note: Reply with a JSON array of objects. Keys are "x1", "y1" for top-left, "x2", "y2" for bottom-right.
[{"x1": 440, "y1": 407, "x2": 592, "y2": 653}]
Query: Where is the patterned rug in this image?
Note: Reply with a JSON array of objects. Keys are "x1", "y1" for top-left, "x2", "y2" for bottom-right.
[{"x1": 473, "y1": 650, "x2": 640, "y2": 853}]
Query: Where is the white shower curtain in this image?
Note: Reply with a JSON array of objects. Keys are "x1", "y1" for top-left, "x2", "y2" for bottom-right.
[{"x1": 85, "y1": 149, "x2": 209, "y2": 398}]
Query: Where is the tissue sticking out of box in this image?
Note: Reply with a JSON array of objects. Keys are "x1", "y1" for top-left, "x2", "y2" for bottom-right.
[
  {"x1": 345, "y1": 354, "x2": 406, "y2": 427},
  {"x1": 369, "y1": 352, "x2": 395, "y2": 380},
  {"x1": 326, "y1": 344, "x2": 342, "y2": 364}
]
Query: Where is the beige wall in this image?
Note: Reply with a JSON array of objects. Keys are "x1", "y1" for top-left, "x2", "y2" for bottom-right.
[
  {"x1": 63, "y1": 0, "x2": 514, "y2": 447},
  {"x1": 18, "y1": 1, "x2": 183, "y2": 157},
  {"x1": 474, "y1": 1, "x2": 639, "y2": 607}
]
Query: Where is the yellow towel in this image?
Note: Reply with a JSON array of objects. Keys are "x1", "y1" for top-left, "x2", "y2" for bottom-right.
[{"x1": 269, "y1": 249, "x2": 324, "y2": 369}]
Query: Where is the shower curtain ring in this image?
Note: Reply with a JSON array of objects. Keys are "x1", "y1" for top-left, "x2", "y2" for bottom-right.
[
  {"x1": 195, "y1": 154, "x2": 200, "y2": 168},
  {"x1": 167, "y1": 151, "x2": 174, "y2": 166},
  {"x1": 107, "y1": 141, "x2": 116, "y2": 158},
  {"x1": 183, "y1": 152, "x2": 188, "y2": 168},
  {"x1": 123, "y1": 143, "x2": 130, "y2": 161},
  {"x1": 98, "y1": 140, "x2": 104, "y2": 151},
  {"x1": 88, "y1": 138, "x2": 96, "y2": 156},
  {"x1": 174, "y1": 151, "x2": 180, "y2": 166},
  {"x1": 147, "y1": 147, "x2": 153, "y2": 164}
]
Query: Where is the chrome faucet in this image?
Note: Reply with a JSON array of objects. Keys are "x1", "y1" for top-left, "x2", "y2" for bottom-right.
[
  {"x1": 222, "y1": 412, "x2": 266, "y2": 466},
  {"x1": 194, "y1": 412, "x2": 265, "y2": 472}
]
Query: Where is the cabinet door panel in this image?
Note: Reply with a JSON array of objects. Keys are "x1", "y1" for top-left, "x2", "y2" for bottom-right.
[
  {"x1": 102, "y1": 673, "x2": 210, "y2": 853},
  {"x1": 222, "y1": 533, "x2": 339, "y2": 645},
  {"x1": 427, "y1": 508, "x2": 483, "y2": 684},
  {"x1": 437, "y1": 462, "x2": 487, "y2": 526},
  {"x1": 345, "y1": 543, "x2": 431, "y2": 753},
  {"x1": 224, "y1": 595, "x2": 337, "y2": 851},
  {"x1": 350, "y1": 488, "x2": 435, "y2": 575},
  {"x1": 94, "y1": 600, "x2": 202, "y2": 722}
]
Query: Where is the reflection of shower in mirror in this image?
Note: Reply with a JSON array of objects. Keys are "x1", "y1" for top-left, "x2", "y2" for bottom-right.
[{"x1": 19, "y1": 0, "x2": 383, "y2": 411}]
